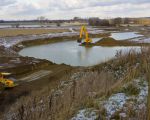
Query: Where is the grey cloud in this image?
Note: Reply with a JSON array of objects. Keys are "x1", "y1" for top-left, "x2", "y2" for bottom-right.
[
  {"x1": 1, "y1": 0, "x2": 150, "y2": 19},
  {"x1": 46, "y1": 0, "x2": 150, "y2": 11},
  {"x1": 10, "y1": 4, "x2": 46, "y2": 16},
  {"x1": 0, "y1": 0, "x2": 16, "y2": 7},
  {"x1": 89, "y1": 0, "x2": 150, "y2": 7}
]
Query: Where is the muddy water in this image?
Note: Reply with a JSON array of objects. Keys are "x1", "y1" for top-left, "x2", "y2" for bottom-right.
[{"x1": 19, "y1": 38, "x2": 140, "y2": 66}]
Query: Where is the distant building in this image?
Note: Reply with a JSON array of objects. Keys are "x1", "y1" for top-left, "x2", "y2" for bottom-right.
[
  {"x1": 135, "y1": 18, "x2": 150, "y2": 25},
  {"x1": 108, "y1": 18, "x2": 123, "y2": 26},
  {"x1": 108, "y1": 19, "x2": 115, "y2": 25},
  {"x1": 109, "y1": 18, "x2": 150, "y2": 25}
]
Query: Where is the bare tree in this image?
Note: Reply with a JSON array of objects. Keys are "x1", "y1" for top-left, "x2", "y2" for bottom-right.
[
  {"x1": 124, "y1": 18, "x2": 130, "y2": 24},
  {"x1": 114, "y1": 17, "x2": 122, "y2": 26}
]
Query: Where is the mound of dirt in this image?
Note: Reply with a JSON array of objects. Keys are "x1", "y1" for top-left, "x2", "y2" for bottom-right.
[
  {"x1": 95, "y1": 37, "x2": 117, "y2": 45},
  {"x1": 94, "y1": 37, "x2": 145, "y2": 46}
]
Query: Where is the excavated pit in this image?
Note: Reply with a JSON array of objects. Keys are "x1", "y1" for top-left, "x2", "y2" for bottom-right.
[{"x1": 0, "y1": 27, "x2": 150, "y2": 120}]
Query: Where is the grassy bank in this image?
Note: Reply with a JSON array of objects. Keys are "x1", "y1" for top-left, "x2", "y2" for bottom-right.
[{"x1": 71, "y1": 47, "x2": 150, "y2": 119}]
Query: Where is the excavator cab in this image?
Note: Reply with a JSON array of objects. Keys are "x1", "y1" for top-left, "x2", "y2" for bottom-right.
[
  {"x1": 77, "y1": 26, "x2": 92, "y2": 44},
  {"x1": 0, "y1": 72, "x2": 17, "y2": 88}
]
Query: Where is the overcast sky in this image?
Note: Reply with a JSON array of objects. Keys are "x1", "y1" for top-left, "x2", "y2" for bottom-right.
[{"x1": 0, "y1": 0, "x2": 150, "y2": 20}]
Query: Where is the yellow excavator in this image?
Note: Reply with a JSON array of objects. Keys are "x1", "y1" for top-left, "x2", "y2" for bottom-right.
[
  {"x1": 77, "y1": 26, "x2": 92, "y2": 44},
  {"x1": 0, "y1": 72, "x2": 17, "y2": 88}
]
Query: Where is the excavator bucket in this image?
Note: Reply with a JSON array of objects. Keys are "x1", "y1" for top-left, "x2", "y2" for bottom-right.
[{"x1": 77, "y1": 38, "x2": 82, "y2": 43}]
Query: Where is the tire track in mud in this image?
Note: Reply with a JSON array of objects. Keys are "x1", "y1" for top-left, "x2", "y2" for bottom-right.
[{"x1": 18, "y1": 70, "x2": 52, "y2": 82}]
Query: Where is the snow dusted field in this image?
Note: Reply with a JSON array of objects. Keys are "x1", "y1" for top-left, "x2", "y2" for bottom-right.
[
  {"x1": 0, "y1": 32, "x2": 77, "y2": 48},
  {"x1": 71, "y1": 78, "x2": 148, "y2": 120},
  {"x1": 0, "y1": 28, "x2": 105, "y2": 48},
  {"x1": 103, "y1": 79, "x2": 148, "y2": 119}
]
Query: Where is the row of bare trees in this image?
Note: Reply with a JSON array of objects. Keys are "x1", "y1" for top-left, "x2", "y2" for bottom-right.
[{"x1": 88, "y1": 17, "x2": 130, "y2": 26}]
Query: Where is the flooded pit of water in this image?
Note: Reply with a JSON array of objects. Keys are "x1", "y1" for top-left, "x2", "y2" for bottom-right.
[{"x1": 19, "y1": 37, "x2": 140, "y2": 66}]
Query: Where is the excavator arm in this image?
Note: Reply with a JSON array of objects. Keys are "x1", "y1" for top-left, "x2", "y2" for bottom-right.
[{"x1": 77, "y1": 26, "x2": 92, "y2": 44}]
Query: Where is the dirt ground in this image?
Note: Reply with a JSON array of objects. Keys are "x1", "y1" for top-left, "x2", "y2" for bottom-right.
[
  {"x1": 0, "y1": 44, "x2": 74, "y2": 114},
  {"x1": 0, "y1": 55, "x2": 73, "y2": 114},
  {"x1": 0, "y1": 28, "x2": 70, "y2": 37}
]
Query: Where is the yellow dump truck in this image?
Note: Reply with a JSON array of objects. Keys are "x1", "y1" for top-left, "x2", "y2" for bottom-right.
[{"x1": 0, "y1": 72, "x2": 17, "y2": 88}]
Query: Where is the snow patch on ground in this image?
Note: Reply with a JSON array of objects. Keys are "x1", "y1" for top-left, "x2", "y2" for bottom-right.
[
  {"x1": 138, "y1": 38, "x2": 150, "y2": 43},
  {"x1": 136, "y1": 79, "x2": 148, "y2": 104},
  {"x1": 71, "y1": 109, "x2": 98, "y2": 120},
  {"x1": 130, "y1": 37, "x2": 150, "y2": 43},
  {"x1": 103, "y1": 79, "x2": 148, "y2": 119},
  {"x1": 71, "y1": 78, "x2": 148, "y2": 120},
  {"x1": 103, "y1": 93, "x2": 128, "y2": 117}
]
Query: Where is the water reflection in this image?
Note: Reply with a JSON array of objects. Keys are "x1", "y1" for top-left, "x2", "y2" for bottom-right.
[
  {"x1": 77, "y1": 47, "x2": 93, "y2": 65},
  {"x1": 19, "y1": 38, "x2": 140, "y2": 66}
]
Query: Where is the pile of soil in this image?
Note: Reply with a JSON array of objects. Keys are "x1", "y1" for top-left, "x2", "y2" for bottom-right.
[
  {"x1": 95, "y1": 37, "x2": 150, "y2": 46},
  {"x1": 95, "y1": 37, "x2": 117, "y2": 45}
]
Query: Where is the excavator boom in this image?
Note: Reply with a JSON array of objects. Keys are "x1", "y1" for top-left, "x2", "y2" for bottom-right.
[{"x1": 77, "y1": 26, "x2": 92, "y2": 44}]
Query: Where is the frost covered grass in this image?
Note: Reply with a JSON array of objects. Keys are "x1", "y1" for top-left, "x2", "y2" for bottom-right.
[
  {"x1": 70, "y1": 48, "x2": 149, "y2": 120},
  {"x1": 103, "y1": 93, "x2": 127, "y2": 118},
  {"x1": 102, "y1": 79, "x2": 148, "y2": 119},
  {"x1": 71, "y1": 78, "x2": 148, "y2": 120},
  {"x1": 119, "y1": 81, "x2": 140, "y2": 96}
]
